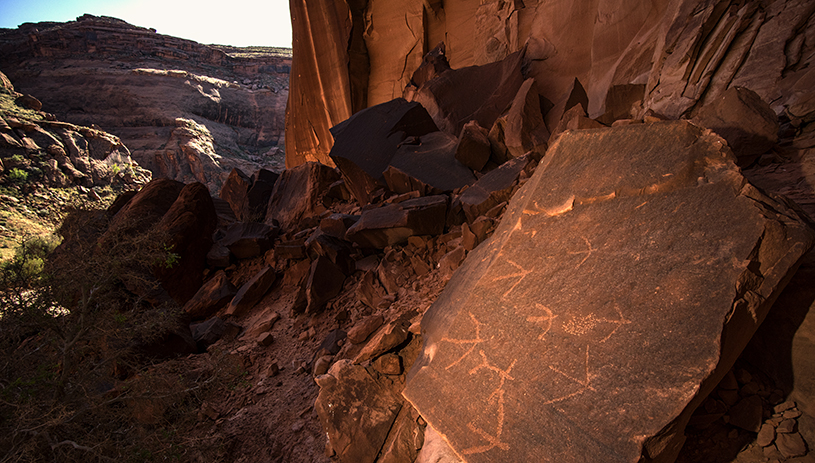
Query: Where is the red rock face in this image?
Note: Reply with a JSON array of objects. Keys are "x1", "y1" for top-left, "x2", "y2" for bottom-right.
[
  {"x1": 286, "y1": 0, "x2": 815, "y2": 167},
  {"x1": 0, "y1": 15, "x2": 291, "y2": 193},
  {"x1": 403, "y1": 122, "x2": 815, "y2": 462}
]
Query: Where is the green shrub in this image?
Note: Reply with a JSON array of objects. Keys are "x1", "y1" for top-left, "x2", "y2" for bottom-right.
[{"x1": 7, "y1": 168, "x2": 28, "y2": 184}]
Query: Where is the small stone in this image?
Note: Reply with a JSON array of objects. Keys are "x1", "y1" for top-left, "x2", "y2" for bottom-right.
[
  {"x1": 264, "y1": 362, "x2": 280, "y2": 377},
  {"x1": 257, "y1": 332, "x2": 274, "y2": 346},
  {"x1": 291, "y1": 421, "x2": 305, "y2": 432},
  {"x1": 314, "y1": 355, "x2": 333, "y2": 377},
  {"x1": 718, "y1": 369, "x2": 739, "y2": 390},
  {"x1": 250, "y1": 312, "x2": 281, "y2": 337},
  {"x1": 718, "y1": 388, "x2": 740, "y2": 407},
  {"x1": 347, "y1": 315, "x2": 385, "y2": 344},
  {"x1": 764, "y1": 444, "x2": 785, "y2": 460},
  {"x1": 757, "y1": 423, "x2": 776, "y2": 447},
  {"x1": 727, "y1": 429, "x2": 739, "y2": 439},
  {"x1": 784, "y1": 409, "x2": 803, "y2": 419},
  {"x1": 774, "y1": 400, "x2": 796, "y2": 414},
  {"x1": 373, "y1": 353, "x2": 403, "y2": 375},
  {"x1": 768, "y1": 390, "x2": 785, "y2": 405},
  {"x1": 778, "y1": 419, "x2": 797, "y2": 433},
  {"x1": 776, "y1": 432, "x2": 807, "y2": 458},
  {"x1": 736, "y1": 368, "x2": 753, "y2": 385},
  {"x1": 740, "y1": 381, "x2": 761, "y2": 396}
]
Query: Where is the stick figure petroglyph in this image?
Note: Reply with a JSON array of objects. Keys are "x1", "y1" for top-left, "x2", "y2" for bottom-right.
[
  {"x1": 439, "y1": 312, "x2": 486, "y2": 370},
  {"x1": 492, "y1": 259, "x2": 533, "y2": 299},
  {"x1": 461, "y1": 351, "x2": 516, "y2": 455},
  {"x1": 542, "y1": 345, "x2": 596, "y2": 405}
]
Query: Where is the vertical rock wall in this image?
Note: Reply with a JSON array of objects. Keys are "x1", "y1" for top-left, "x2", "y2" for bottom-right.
[{"x1": 285, "y1": 0, "x2": 815, "y2": 168}]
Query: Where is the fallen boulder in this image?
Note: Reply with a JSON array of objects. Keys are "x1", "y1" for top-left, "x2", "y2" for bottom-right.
[
  {"x1": 219, "y1": 168, "x2": 251, "y2": 221},
  {"x1": 384, "y1": 131, "x2": 476, "y2": 196},
  {"x1": 404, "y1": 121, "x2": 814, "y2": 463},
  {"x1": 411, "y1": 50, "x2": 525, "y2": 137},
  {"x1": 183, "y1": 270, "x2": 237, "y2": 320},
  {"x1": 488, "y1": 77, "x2": 549, "y2": 163},
  {"x1": 345, "y1": 195, "x2": 448, "y2": 249},
  {"x1": 692, "y1": 86, "x2": 779, "y2": 166},
  {"x1": 153, "y1": 182, "x2": 217, "y2": 305},
  {"x1": 247, "y1": 168, "x2": 279, "y2": 221},
  {"x1": 219, "y1": 222, "x2": 278, "y2": 260},
  {"x1": 315, "y1": 360, "x2": 403, "y2": 463},
  {"x1": 225, "y1": 265, "x2": 277, "y2": 317},
  {"x1": 455, "y1": 120, "x2": 492, "y2": 172},
  {"x1": 458, "y1": 153, "x2": 532, "y2": 223},
  {"x1": 265, "y1": 162, "x2": 339, "y2": 233},
  {"x1": 305, "y1": 256, "x2": 346, "y2": 314},
  {"x1": 329, "y1": 98, "x2": 439, "y2": 205}
]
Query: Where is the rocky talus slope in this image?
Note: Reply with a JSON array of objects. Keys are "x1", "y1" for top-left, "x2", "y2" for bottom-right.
[
  {"x1": 0, "y1": 69, "x2": 150, "y2": 257},
  {"x1": 0, "y1": 14, "x2": 291, "y2": 193}
]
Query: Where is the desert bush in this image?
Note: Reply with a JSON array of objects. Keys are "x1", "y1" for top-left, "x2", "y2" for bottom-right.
[
  {"x1": 7, "y1": 168, "x2": 28, "y2": 184},
  {"x1": 0, "y1": 207, "x2": 221, "y2": 462}
]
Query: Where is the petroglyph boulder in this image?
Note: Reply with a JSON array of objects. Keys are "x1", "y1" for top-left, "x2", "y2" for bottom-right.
[{"x1": 403, "y1": 121, "x2": 814, "y2": 463}]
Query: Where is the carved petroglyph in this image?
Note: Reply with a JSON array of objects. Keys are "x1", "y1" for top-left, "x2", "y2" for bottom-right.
[
  {"x1": 542, "y1": 346, "x2": 597, "y2": 405},
  {"x1": 461, "y1": 351, "x2": 516, "y2": 456},
  {"x1": 568, "y1": 236, "x2": 597, "y2": 267},
  {"x1": 492, "y1": 259, "x2": 534, "y2": 299},
  {"x1": 439, "y1": 312, "x2": 486, "y2": 370},
  {"x1": 526, "y1": 303, "x2": 557, "y2": 339},
  {"x1": 561, "y1": 305, "x2": 631, "y2": 342}
]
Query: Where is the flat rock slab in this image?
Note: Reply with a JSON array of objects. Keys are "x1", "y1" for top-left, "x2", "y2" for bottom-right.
[{"x1": 403, "y1": 121, "x2": 814, "y2": 463}]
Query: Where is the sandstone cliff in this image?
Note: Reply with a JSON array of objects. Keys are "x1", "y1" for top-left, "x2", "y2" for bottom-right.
[
  {"x1": 0, "y1": 14, "x2": 291, "y2": 192},
  {"x1": 286, "y1": 0, "x2": 815, "y2": 168}
]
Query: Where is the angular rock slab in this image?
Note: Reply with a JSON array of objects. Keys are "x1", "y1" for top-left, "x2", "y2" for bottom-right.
[
  {"x1": 315, "y1": 359, "x2": 403, "y2": 463},
  {"x1": 329, "y1": 98, "x2": 439, "y2": 205},
  {"x1": 403, "y1": 121, "x2": 814, "y2": 463}
]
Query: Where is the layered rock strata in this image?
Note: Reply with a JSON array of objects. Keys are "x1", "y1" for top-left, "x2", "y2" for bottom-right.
[{"x1": 0, "y1": 15, "x2": 291, "y2": 192}]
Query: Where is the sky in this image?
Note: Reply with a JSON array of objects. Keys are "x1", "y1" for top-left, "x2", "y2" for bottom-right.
[{"x1": 0, "y1": 0, "x2": 292, "y2": 47}]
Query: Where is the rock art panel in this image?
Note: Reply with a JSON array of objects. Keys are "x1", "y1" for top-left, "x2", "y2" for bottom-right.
[{"x1": 403, "y1": 121, "x2": 814, "y2": 463}]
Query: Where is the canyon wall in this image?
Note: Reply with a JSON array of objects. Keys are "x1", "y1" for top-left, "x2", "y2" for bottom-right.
[
  {"x1": 286, "y1": 0, "x2": 815, "y2": 168},
  {"x1": 0, "y1": 15, "x2": 292, "y2": 192}
]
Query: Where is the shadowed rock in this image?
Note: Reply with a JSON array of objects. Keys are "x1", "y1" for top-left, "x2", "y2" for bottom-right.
[
  {"x1": 345, "y1": 195, "x2": 448, "y2": 249},
  {"x1": 154, "y1": 182, "x2": 217, "y2": 305},
  {"x1": 219, "y1": 222, "x2": 278, "y2": 260},
  {"x1": 455, "y1": 120, "x2": 492, "y2": 171},
  {"x1": 692, "y1": 86, "x2": 779, "y2": 166},
  {"x1": 412, "y1": 50, "x2": 525, "y2": 138},
  {"x1": 219, "y1": 168, "x2": 251, "y2": 221},
  {"x1": 247, "y1": 168, "x2": 279, "y2": 221},
  {"x1": 183, "y1": 270, "x2": 237, "y2": 320},
  {"x1": 305, "y1": 256, "x2": 346, "y2": 314},
  {"x1": 225, "y1": 265, "x2": 277, "y2": 317},
  {"x1": 404, "y1": 121, "x2": 814, "y2": 463},
  {"x1": 329, "y1": 98, "x2": 439, "y2": 205},
  {"x1": 458, "y1": 154, "x2": 532, "y2": 223},
  {"x1": 384, "y1": 131, "x2": 476, "y2": 195},
  {"x1": 264, "y1": 162, "x2": 340, "y2": 233}
]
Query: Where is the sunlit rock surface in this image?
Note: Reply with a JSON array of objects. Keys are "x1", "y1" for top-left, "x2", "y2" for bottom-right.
[
  {"x1": 0, "y1": 15, "x2": 290, "y2": 192},
  {"x1": 403, "y1": 121, "x2": 815, "y2": 462}
]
